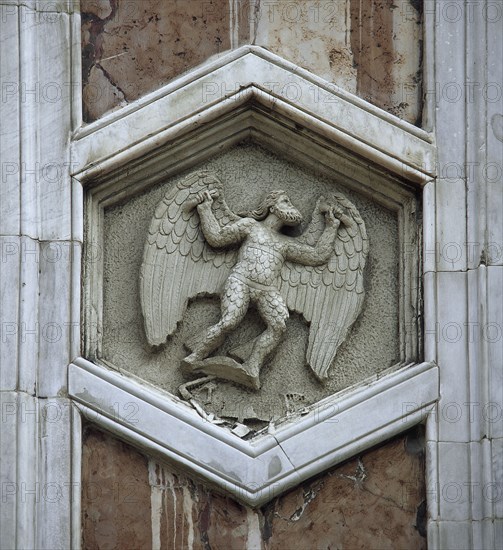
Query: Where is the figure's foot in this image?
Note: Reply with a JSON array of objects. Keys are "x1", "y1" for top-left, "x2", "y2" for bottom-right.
[
  {"x1": 181, "y1": 353, "x2": 208, "y2": 378},
  {"x1": 229, "y1": 338, "x2": 256, "y2": 363},
  {"x1": 240, "y1": 361, "x2": 261, "y2": 389},
  {"x1": 182, "y1": 352, "x2": 204, "y2": 369},
  {"x1": 181, "y1": 355, "x2": 261, "y2": 390}
]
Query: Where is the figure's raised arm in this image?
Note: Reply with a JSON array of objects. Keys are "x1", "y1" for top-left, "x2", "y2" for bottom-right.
[
  {"x1": 285, "y1": 206, "x2": 349, "y2": 266},
  {"x1": 196, "y1": 190, "x2": 252, "y2": 248}
]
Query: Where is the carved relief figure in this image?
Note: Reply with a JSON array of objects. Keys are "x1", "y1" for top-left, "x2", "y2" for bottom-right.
[{"x1": 141, "y1": 172, "x2": 368, "y2": 390}]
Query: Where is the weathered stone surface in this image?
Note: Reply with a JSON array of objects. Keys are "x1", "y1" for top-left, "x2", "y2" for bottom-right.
[
  {"x1": 81, "y1": 427, "x2": 152, "y2": 550},
  {"x1": 349, "y1": 0, "x2": 423, "y2": 125},
  {"x1": 253, "y1": 0, "x2": 358, "y2": 93},
  {"x1": 149, "y1": 463, "x2": 251, "y2": 550},
  {"x1": 81, "y1": 0, "x2": 231, "y2": 122},
  {"x1": 82, "y1": 64, "x2": 126, "y2": 123},
  {"x1": 82, "y1": 426, "x2": 426, "y2": 548},
  {"x1": 350, "y1": 0, "x2": 394, "y2": 110},
  {"x1": 265, "y1": 430, "x2": 426, "y2": 549},
  {"x1": 81, "y1": 0, "x2": 423, "y2": 124}
]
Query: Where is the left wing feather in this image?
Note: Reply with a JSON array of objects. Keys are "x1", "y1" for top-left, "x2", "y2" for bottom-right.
[{"x1": 140, "y1": 171, "x2": 240, "y2": 347}]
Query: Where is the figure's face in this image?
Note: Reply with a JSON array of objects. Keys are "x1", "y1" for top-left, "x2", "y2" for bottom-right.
[{"x1": 271, "y1": 194, "x2": 303, "y2": 226}]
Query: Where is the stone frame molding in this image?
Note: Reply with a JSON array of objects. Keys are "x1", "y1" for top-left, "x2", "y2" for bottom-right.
[
  {"x1": 72, "y1": 46, "x2": 437, "y2": 506},
  {"x1": 69, "y1": 357, "x2": 437, "y2": 507}
]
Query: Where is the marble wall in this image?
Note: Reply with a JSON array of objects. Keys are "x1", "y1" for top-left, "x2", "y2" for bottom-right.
[
  {"x1": 81, "y1": 0, "x2": 423, "y2": 123},
  {"x1": 82, "y1": 426, "x2": 427, "y2": 549}
]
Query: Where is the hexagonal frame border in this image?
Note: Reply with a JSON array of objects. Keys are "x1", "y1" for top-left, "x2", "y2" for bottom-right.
[{"x1": 70, "y1": 46, "x2": 438, "y2": 506}]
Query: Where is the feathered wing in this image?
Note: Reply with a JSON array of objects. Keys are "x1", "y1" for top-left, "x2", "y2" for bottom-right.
[
  {"x1": 140, "y1": 171, "x2": 240, "y2": 346},
  {"x1": 279, "y1": 194, "x2": 369, "y2": 380}
]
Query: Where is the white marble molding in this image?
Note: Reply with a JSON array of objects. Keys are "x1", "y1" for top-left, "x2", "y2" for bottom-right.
[
  {"x1": 69, "y1": 357, "x2": 438, "y2": 507},
  {"x1": 71, "y1": 44, "x2": 437, "y2": 507},
  {"x1": 72, "y1": 46, "x2": 435, "y2": 185}
]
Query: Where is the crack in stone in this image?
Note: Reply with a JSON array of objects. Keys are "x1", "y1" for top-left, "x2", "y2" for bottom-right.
[
  {"x1": 332, "y1": 457, "x2": 367, "y2": 487},
  {"x1": 331, "y1": 457, "x2": 412, "y2": 512},
  {"x1": 252, "y1": 0, "x2": 261, "y2": 45},
  {"x1": 274, "y1": 480, "x2": 325, "y2": 523},
  {"x1": 95, "y1": 63, "x2": 128, "y2": 101},
  {"x1": 359, "y1": 485, "x2": 410, "y2": 512}
]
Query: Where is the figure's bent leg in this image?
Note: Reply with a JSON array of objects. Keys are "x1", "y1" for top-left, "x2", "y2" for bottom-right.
[
  {"x1": 245, "y1": 290, "x2": 288, "y2": 373},
  {"x1": 185, "y1": 277, "x2": 249, "y2": 363}
]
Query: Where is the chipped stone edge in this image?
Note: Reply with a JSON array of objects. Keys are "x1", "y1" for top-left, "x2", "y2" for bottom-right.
[{"x1": 69, "y1": 357, "x2": 438, "y2": 507}]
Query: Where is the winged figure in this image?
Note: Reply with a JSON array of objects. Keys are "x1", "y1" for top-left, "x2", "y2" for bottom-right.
[{"x1": 140, "y1": 171, "x2": 368, "y2": 390}]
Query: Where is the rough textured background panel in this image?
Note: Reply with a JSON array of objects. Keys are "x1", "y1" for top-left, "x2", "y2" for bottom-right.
[
  {"x1": 82, "y1": 426, "x2": 427, "y2": 548},
  {"x1": 101, "y1": 142, "x2": 403, "y2": 426},
  {"x1": 81, "y1": 0, "x2": 423, "y2": 124}
]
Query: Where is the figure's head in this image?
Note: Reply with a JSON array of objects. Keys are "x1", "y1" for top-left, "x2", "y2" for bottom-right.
[{"x1": 242, "y1": 190, "x2": 303, "y2": 226}]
